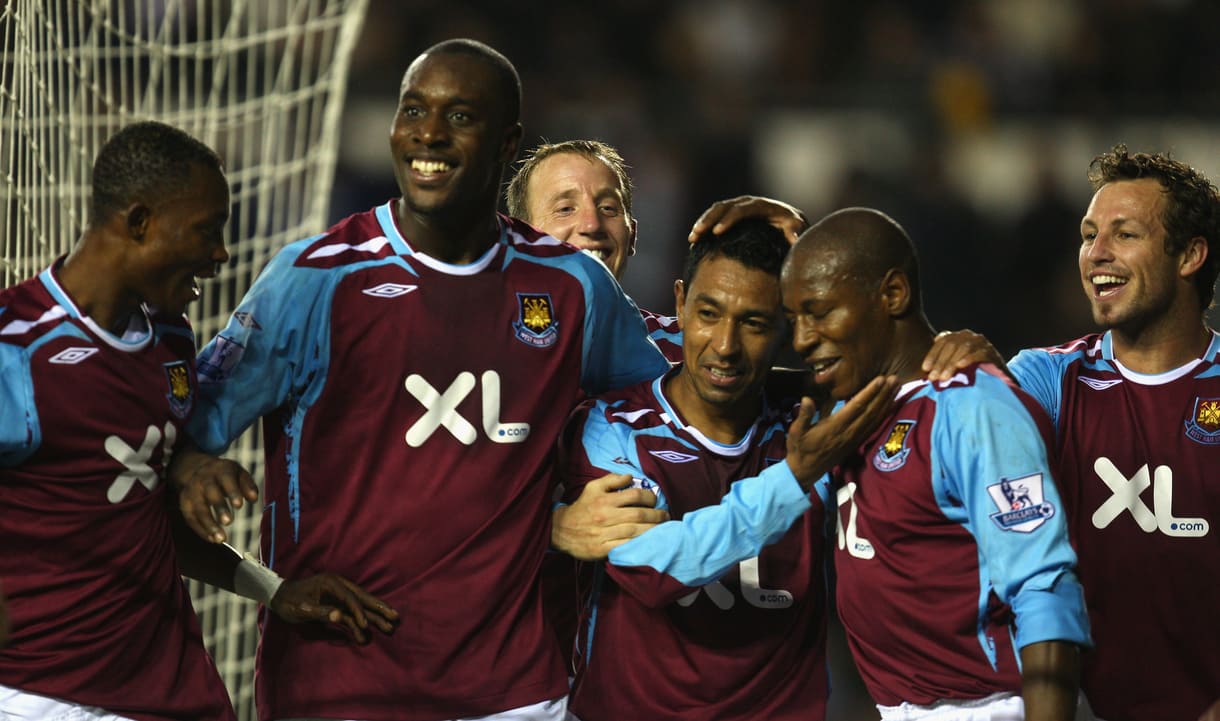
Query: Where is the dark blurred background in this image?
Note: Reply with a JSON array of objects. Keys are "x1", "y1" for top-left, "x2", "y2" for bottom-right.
[{"x1": 331, "y1": 0, "x2": 1220, "y2": 362}]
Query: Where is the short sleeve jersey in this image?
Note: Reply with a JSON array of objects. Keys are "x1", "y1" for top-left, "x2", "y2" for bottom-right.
[
  {"x1": 1009, "y1": 332, "x2": 1220, "y2": 721},
  {"x1": 561, "y1": 370, "x2": 829, "y2": 721},
  {"x1": 831, "y1": 365, "x2": 1091, "y2": 707},
  {"x1": 187, "y1": 204, "x2": 669, "y2": 721},
  {"x1": 0, "y1": 266, "x2": 235, "y2": 721}
]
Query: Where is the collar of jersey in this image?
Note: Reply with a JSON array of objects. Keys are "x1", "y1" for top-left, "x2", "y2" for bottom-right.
[
  {"x1": 376, "y1": 200, "x2": 505, "y2": 276},
  {"x1": 650, "y1": 368, "x2": 759, "y2": 457},
  {"x1": 40, "y1": 261, "x2": 153, "y2": 352},
  {"x1": 1102, "y1": 329, "x2": 1215, "y2": 385}
]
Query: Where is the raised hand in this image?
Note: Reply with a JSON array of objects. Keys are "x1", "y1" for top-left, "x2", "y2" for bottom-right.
[
  {"x1": 785, "y1": 375, "x2": 898, "y2": 490},
  {"x1": 688, "y1": 195, "x2": 808, "y2": 245}
]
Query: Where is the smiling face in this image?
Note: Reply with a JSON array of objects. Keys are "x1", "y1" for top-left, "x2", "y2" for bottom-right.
[
  {"x1": 389, "y1": 51, "x2": 521, "y2": 220},
  {"x1": 670, "y1": 254, "x2": 786, "y2": 425},
  {"x1": 522, "y1": 152, "x2": 637, "y2": 279},
  {"x1": 1079, "y1": 178, "x2": 1186, "y2": 334},
  {"x1": 781, "y1": 245, "x2": 892, "y2": 401},
  {"x1": 128, "y1": 162, "x2": 231, "y2": 317}
]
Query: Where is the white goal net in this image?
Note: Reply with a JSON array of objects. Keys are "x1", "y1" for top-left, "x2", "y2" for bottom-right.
[{"x1": 1, "y1": 0, "x2": 369, "y2": 717}]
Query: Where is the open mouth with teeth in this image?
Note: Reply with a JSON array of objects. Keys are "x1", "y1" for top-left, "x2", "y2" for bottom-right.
[
  {"x1": 1091, "y1": 273, "x2": 1127, "y2": 298},
  {"x1": 410, "y1": 158, "x2": 454, "y2": 178},
  {"x1": 807, "y1": 357, "x2": 839, "y2": 382},
  {"x1": 580, "y1": 248, "x2": 611, "y2": 263},
  {"x1": 704, "y1": 365, "x2": 745, "y2": 389}
]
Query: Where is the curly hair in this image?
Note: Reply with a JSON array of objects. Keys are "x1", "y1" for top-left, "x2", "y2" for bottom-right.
[
  {"x1": 89, "y1": 121, "x2": 223, "y2": 228},
  {"x1": 505, "y1": 139, "x2": 633, "y2": 222},
  {"x1": 1089, "y1": 144, "x2": 1220, "y2": 307}
]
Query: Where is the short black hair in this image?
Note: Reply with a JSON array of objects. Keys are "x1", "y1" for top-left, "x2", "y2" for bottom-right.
[
  {"x1": 684, "y1": 218, "x2": 789, "y2": 287},
  {"x1": 423, "y1": 38, "x2": 522, "y2": 127},
  {"x1": 89, "y1": 121, "x2": 223, "y2": 227}
]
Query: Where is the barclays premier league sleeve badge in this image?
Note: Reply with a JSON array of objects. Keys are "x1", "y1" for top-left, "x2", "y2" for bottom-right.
[{"x1": 987, "y1": 473, "x2": 1056, "y2": 532}]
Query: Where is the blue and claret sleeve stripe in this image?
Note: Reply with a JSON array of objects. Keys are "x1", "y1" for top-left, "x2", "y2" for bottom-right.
[{"x1": 608, "y1": 461, "x2": 811, "y2": 607}]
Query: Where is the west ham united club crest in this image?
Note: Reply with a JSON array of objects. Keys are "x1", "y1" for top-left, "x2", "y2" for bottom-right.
[
  {"x1": 1184, "y1": 396, "x2": 1220, "y2": 445},
  {"x1": 873, "y1": 420, "x2": 915, "y2": 471},
  {"x1": 512, "y1": 293, "x2": 559, "y2": 348},
  {"x1": 163, "y1": 360, "x2": 194, "y2": 419},
  {"x1": 986, "y1": 473, "x2": 1055, "y2": 532}
]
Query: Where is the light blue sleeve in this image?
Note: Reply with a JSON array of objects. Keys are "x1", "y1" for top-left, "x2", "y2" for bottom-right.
[
  {"x1": 608, "y1": 461, "x2": 813, "y2": 588},
  {"x1": 187, "y1": 240, "x2": 334, "y2": 454},
  {"x1": 1008, "y1": 348, "x2": 1067, "y2": 429},
  {"x1": 571, "y1": 399, "x2": 656, "y2": 497},
  {"x1": 575, "y1": 256, "x2": 669, "y2": 394},
  {"x1": 931, "y1": 372, "x2": 1092, "y2": 651},
  {"x1": 0, "y1": 343, "x2": 38, "y2": 466}
]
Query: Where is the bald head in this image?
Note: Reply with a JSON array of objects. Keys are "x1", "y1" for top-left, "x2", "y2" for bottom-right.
[
  {"x1": 781, "y1": 207, "x2": 930, "y2": 400},
  {"x1": 788, "y1": 207, "x2": 922, "y2": 306}
]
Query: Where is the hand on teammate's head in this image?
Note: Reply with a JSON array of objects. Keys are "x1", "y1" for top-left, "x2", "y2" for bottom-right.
[{"x1": 689, "y1": 195, "x2": 808, "y2": 245}]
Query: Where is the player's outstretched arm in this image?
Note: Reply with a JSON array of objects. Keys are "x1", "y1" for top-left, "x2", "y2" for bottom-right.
[
  {"x1": 552, "y1": 473, "x2": 670, "y2": 561},
  {"x1": 1019, "y1": 640, "x2": 1080, "y2": 721},
  {"x1": 785, "y1": 375, "x2": 899, "y2": 490},
  {"x1": 688, "y1": 195, "x2": 809, "y2": 245},
  {"x1": 169, "y1": 505, "x2": 398, "y2": 643},
  {"x1": 922, "y1": 329, "x2": 1007, "y2": 383},
  {"x1": 169, "y1": 441, "x2": 259, "y2": 543},
  {"x1": 268, "y1": 574, "x2": 399, "y2": 644}
]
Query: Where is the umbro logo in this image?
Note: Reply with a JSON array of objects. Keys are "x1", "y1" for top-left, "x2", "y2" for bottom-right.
[
  {"x1": 1078, "y1": 376, "x2": 1123, "y2": 391},
  {"x1": 362, "y1": 283, "x2": 418, "y2": 298},
  {"x1": 649, "y1": 449, "x2": 699, "y2": 463},
  {"x1": 233, "y1": 311, "x2": 261, "y2": 329},
  {"x1": 48, "y1": 347, "x2": 99, "y2": 364}
]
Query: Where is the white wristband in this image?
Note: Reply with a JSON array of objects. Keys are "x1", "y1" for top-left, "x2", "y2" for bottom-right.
[{"x1": 234, "y1": 552, "x2": 285, "y2": 606}]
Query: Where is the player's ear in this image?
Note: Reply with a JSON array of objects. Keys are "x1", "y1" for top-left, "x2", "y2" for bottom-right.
[
  {"x1": 879, "y1": 268, "x2": 911, "y2": 317},
  {"x1": 1178, "y1": 234, "x2": 1208, "y2": 279},
  {"x1": 499, "y1": 122, "x2": 523, "y2": 165},
  {"x1": 124, "y1": 203, "x2": 152, "y2": 242},
  {"x1": 673, "y1": 279, "x2": 687, "y2": 329},
  {"x1": 627, "y1": 217, "x2": 638, "y2": 257}
]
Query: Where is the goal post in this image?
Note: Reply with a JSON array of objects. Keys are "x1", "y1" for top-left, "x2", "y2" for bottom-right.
[{"x1": 1, "y1": 1, "x2": 370, "y2": 717}]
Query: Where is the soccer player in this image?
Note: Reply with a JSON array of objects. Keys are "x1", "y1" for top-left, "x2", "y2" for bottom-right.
[
  {"x1": 0, "y1": 121, "x2": 238, "y2": 721},
  {"x1": 506, "y1": 139, "x2": 807, "y2": 363},
  {"x1": 559, "y1": 219, "x2": 896, "y2": 721},
  {"x1": 924, "y1": 146, "x2": 1220, "y2": 721},
  {"x1": 505, "y1": 141, "x2": 812, "y2": 662},
  {"x1": 0, "y1": 121, "x2": 395, "y2": 721},
  {"x1": 783, "y1": 208, "x2": 1091, "y2": 721},
  {"x1": 172, "y1": 40, "x2": 671, "y2": 721}
]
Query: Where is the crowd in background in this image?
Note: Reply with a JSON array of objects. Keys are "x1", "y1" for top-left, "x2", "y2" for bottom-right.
[{"x1": 332, "y1": 0, "x2": 1220, "y2": 358}]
